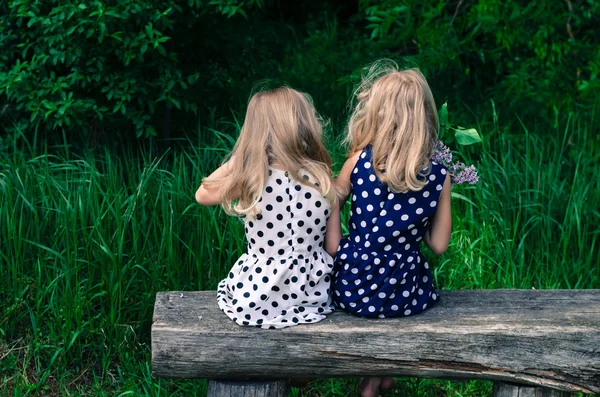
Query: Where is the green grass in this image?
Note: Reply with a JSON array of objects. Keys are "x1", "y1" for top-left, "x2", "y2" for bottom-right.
[{"x1": 0, "y1": 111, "x2": 598, "y2": 396}]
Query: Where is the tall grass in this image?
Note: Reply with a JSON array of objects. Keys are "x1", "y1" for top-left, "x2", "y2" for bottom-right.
[{"x1": 0, "y1": 111, "x2": 598, "y2": 396}]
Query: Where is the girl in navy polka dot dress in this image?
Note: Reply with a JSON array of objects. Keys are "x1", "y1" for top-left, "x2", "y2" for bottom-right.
[
  {"x1": 195, "y1": 87, "x2": 341, "y2": 329},
  {"x1": 333, "y1": 61, "x2": 452, "y2": 396}
]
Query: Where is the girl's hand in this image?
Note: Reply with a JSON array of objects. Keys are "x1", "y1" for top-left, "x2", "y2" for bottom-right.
[
  {"x1": 195, "y1": 159, "x2": 235, "y2": 206},
  {"x1": 423, "y1": 173, "x2": 452, "y2": 255}
]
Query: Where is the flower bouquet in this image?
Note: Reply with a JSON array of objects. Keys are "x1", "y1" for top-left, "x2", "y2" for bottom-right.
[{"x1": 433, "y1": 102, "x2": 481, "y2": 185}]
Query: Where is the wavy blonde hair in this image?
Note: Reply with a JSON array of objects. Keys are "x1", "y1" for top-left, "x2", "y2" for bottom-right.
[
  {"x1": 203, "y1": 86, "x2": 336, "y2": 217},
  {"x1": 346, "y1": 59, "x2": 439, "y2": 192}
]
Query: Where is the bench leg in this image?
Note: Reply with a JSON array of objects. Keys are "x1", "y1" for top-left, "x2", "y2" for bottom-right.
[
  {"x1": 493, "y1": 381, "x2": 571, "y2": 397},
  {"x1": 207, "y1": 379, "x2": 290, "y2": 397}
]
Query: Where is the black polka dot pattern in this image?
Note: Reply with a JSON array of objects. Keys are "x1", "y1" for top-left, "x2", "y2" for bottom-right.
[{"x1": 217, "y1": 167, "x2": 335, "y2": 329}]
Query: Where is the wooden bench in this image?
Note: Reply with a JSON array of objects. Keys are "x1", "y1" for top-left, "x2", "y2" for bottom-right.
[{"x1": 152, "y1": 289, "x2": 600, "y2": 396}]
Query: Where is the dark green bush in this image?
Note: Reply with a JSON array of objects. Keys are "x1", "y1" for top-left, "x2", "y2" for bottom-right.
[
  {"x1": 0, "y1": 0, "x2": 306, "y2": 142},
  {"x1": 360, "y1": 0, "x2": 600, "y2": 116},
  {"x1": 1, "y1": 0, "x2": 598, "y2": 142},
  {"x1": 0, "y1": 1, "x2": 205, "y2": 137},
  {"x1": 0, "y1": 0, "x2": 266, "y2": 139}
]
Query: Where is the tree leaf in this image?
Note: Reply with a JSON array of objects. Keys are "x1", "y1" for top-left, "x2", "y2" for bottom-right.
[
  {"x1": 439, "y1": 102, "x2": 448, "y2": 127},
  {"x1": 453, "y1": 127, "x2": 482, "y2": 145},
  {"x1": 146, "y1": 125, "x2": 157, "y2": 137},
  {"x1": 170, "y1": 97, "x2": 181, "y2": 109}
]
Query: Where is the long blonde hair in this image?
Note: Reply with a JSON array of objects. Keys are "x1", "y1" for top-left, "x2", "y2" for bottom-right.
[
  {"x1": 203, "y1": 86, "x2": 336, "y2": 216},
  {"x1": 346, "y1": 59, "x2": 439, "y2": 192}
]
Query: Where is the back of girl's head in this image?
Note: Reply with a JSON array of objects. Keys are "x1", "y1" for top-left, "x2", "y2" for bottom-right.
[
  {"x1": 206, "y1": 86, "x2": 335, "y2": 216},
  {"x1": 346, "y1": 59, "x2": 439, "y2": 192}
]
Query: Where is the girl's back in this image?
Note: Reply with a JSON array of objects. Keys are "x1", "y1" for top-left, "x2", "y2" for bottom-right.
[
  {"x1": 333, "y1": 145, "x2": 444, "y2": 317},
  {"x1": 217, "y1": 168, "x2": 334, "y2": 329},
  {"x1": 245, "y1": 168, "x2": 331, "y2": 259}
]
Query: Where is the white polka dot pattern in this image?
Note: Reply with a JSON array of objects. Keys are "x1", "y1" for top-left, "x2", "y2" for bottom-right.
[{"x1": 333, "y1": 145, "x2": 443, "y2": 318}]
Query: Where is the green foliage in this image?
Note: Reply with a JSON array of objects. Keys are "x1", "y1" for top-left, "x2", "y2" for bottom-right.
[
  {"x1": 0, "y1": 1, "x2": 252, "y2": 138},
  {"x1": 1, "y1": 110, "x2": 599, "y2": 393},
  {"x1": 278, "y1": 14, "x2": 380, "y2": 124},
  {"x1": 3, "y1": 0, "x2": 597, "y2": 141},
  {"x1": 1, "y1": 3, "x2": 599, "y2": 395},
  {"x1": 360, "y1": 0, "x2": 600, "y2": 116},
  {"x1": 208, "y1": 0, "x2": 264, "y2": 19},
  {"x1": 439, "y1": 102, "x2": 483, "y2": 146}
]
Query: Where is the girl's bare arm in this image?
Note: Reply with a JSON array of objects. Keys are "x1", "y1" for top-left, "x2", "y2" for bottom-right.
[
  {"x1": 325, "y1": 201, "x2": 341, "y2": 258},
  {"x1": 423, "y1": 173, "x2": 452, "y2": 255},
  {"x1": 335, "y1": 151, "x2": 361, "y2": 207},
  {"x1": 323, "y1": 152, "x2": 361, "y2": 258},
  {"x1": 195, "y1": 160, "x2": 235, "y2": 206}
]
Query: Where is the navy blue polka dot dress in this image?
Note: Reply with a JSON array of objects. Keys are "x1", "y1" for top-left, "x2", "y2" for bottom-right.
[{"x1": 333, "y1": 145, "x2": 446, "y2": 318}]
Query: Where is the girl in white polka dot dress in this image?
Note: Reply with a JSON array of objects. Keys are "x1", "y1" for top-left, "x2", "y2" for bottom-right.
[
  {"x1": 195, "y1": 87, "x2": 341, "y2": 329},
  {"x1": 333, "y1": 62, "x2": 452, "y2": 396}
]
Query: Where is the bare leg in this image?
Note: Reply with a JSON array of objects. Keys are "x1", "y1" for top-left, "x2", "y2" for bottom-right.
[
  {"x1": 379, "y1": 377, "x2": 397, "y2": 393},
  {"x1": 360, "y1": 377, "x2": 382, "y2": 397},
  {"x1": 360, "y1": 377, "x2": 397, "y2": 396}
]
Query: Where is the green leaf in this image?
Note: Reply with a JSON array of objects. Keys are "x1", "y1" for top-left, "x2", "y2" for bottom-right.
[
  {"x1": 145, "y1": 23, "x2": 153, "y2": 39},
  {"x1": 439, "y1": 102, "x2": 448, "y2": 127},
  {"x1": 41, "y1": 100, "x2": 57, "y2": 111},
  {"x1": 451, "y1": 192, "x2": 478, "y2": 207},
  {"x1": 140, "y1": 43, "x2": 148, "y2": 55},
  {"x1": 370, "y1": 26, "x2": 380, "y2": 40},
  {"x1": 146, "y1": 125, "x2": 157, "y2": 137},
  {"x1": 453, "y1": 127, "x2": 482, "y2": 145},
  {"x1": 166, "y1": 79, "x2": 175, "y2": 92},
  {"x1": 57, "y1": 104, "x2": 68, "y2": 116},
  {"x1": 237, "y1": 8, "x2": 247, "y2": 19}
]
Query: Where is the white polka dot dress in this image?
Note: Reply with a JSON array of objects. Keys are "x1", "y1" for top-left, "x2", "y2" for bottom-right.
[
  {"x1": 217, "y1": 168, "x2": 334, "y2": 329},
  {"x1": 333, "y1": 145, "x2": 445, "y2": 318}
]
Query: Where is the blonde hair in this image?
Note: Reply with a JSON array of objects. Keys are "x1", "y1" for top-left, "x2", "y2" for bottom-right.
[
  {"x1": 346, "y1": 59, "x2": 439, "y2": 192},
  {"x1": 203, "y1": 86, "x2": 336, "y2": 216}
]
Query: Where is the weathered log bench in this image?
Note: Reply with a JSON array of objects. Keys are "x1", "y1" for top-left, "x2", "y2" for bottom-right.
[{"x1": 152, "y1": 289, "x2": 600, "y2": 396}]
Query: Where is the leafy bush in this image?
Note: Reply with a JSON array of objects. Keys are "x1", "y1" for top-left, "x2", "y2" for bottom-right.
[
  {"x1": 0, "y1": 0, "x2": 266, "y2": 139},
  {"x1": 360, "y1": 0, "x2": 600, "y2": 116},
  {"x1": 0, "y1": 1, "x2": 201, "y2": 137},
  {"x1": 0, "y1": 0, "x2": 303, "y2": 141},
  {"x1": 280, "y1": 13, "x2": 380, "y2": 125},
  {"x1": 2, "y1": 0, "x2": 597, "y2": 142}
]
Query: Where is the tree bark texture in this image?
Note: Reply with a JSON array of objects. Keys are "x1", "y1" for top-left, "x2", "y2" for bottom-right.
[
  {"x1": 206, "y1": 380, "x2": 290, "y2": 397},
  {"x1": 152, "y1": 289, "x2": 600, "y2": 394},
  {"x1": 492, "y1": 381, "x2": 572, "y2": 397}
]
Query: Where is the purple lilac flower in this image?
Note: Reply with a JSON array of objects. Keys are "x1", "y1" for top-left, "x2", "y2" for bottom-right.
[
  {"x1": 432, "y1": 141, "x2": 453, "y2": 164},
  {"x1": 432, "y1": 140, "x2": 479, "y2": 185},
  {"x1": 449, "y1": 163, "x2": 479, "y2": 185}
]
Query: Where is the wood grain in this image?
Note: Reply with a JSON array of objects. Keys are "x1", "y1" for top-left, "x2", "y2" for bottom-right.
[
  {"x1": 206, "y1": 380, "x2": 289, "y2": 397},
  {"x1": 151, "y1": 290, "x2": 600, "y2": 394},
  {"x1": 492, "y1": 381, "x2": 571, "y2": 397}
]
